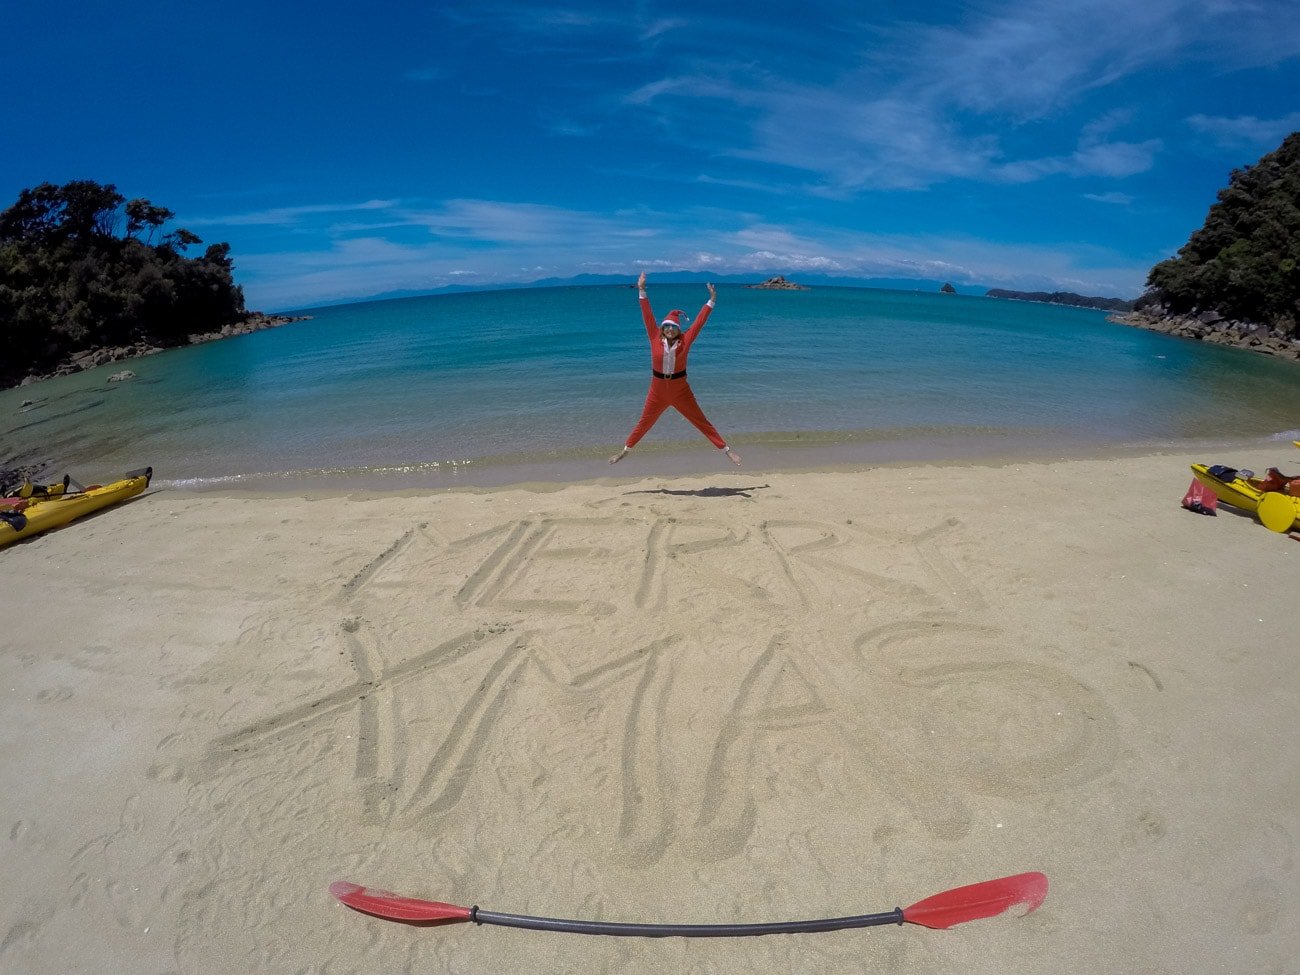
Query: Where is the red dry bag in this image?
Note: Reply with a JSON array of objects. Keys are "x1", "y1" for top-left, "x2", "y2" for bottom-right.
[{"x1": 1182, "y1": 478, "x2": 1218, "y2": 515}]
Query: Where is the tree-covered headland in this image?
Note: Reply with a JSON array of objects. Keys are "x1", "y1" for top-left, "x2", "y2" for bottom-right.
[
  {"x1": 1139, "y1": 132, "x2": 1300, "y2": 338},
  {"x1": 986, "y1": 289, "x2": 1134, "y2": 311},
  {"x1": 0, "y1": 180, "x2": 246, "y2": 388}
]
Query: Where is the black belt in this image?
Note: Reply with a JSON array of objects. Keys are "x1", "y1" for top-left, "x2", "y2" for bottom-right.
[{"x1": 653, "y1": 370, "x2": 686, "y2": 380}]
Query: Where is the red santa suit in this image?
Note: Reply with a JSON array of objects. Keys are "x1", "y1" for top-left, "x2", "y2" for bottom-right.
[{"x1": 622, "y1": 289, "x2": 729, "y2": 451}]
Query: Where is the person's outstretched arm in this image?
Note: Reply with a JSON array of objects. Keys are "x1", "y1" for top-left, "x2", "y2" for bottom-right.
[
  {"x1": 638, "y1": 271, "x2": 657, "y2": 338},
  {"x1": 683, "y1": 282, "x2": 716, "y2": 342}
]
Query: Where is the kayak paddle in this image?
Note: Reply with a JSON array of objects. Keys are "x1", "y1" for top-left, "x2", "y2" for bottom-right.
[{"x1": 330, "y1": 871, "x2": 1047, "y2": 938}]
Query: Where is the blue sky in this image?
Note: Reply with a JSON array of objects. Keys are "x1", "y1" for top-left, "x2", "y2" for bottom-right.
[{"x1": 2, "y1": 1, "x2": 1298, "y2": 311}]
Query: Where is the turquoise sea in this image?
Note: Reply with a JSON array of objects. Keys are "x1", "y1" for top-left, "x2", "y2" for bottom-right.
[{"x1": 3, "y1": 285, "x2": 1299, "y2": 490}]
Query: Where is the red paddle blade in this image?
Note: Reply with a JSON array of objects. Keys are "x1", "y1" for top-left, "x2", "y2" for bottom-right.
[
  {"x1": 330, "y1": 881, "x2": 472, "y2": 923},
  {"x1": 902, "y1": 872, "x2": 1048, "y2": 930}
]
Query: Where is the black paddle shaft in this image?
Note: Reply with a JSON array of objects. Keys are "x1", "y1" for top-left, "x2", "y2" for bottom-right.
[{"x1": 471, "y1": 906, "x2": 905, "y2": 938}]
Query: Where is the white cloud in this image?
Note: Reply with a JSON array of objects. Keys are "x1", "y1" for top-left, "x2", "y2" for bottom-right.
[
  {"x1": 612, "y1": 0, "x2": 1292, "y2": 192},
  {"x1": 890, "y1": 1, "x2": 1187, "y2": 118},
  {"x1": 192, "y1": 200, "x2": 398, "y2": 227},
  {"x1": 1187, "y1": 0, "x2": 1300, "y2": 67},
  {"x1": 995, "y1": 138, "x2": 1161, "y2": 183},
  {"x1": 1187, "y1": 112, "x2": 1300, "y2": 147},
  {"x1": 395, "y1": 199, "x2": 666, "y2": 245},
  {"x1": 640, "y1": 17, "x2": 685, "y2": 41},
  {"x1": 228, "y1": 199, "x2": 686, "y2": 307},
  {"x1": 436, "y1": 2, "x2": 674, "y2": 60},
  {"x1": 228, "y1": 199, "x2": 1149, "y2": 310},
  {"x1": 1070, "y1": 139, "x2": 1162, "y2": 177},
  {"x1": 1084, "y1": 192, "x2": 1135, "y2": 205},
  {"x1": 236, "y1": 237, "x2": 460, "y2": 308}
]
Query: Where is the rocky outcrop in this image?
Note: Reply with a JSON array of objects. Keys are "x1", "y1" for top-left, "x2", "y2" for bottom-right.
[
  {"x1": 15, "y1": 313, "x2": 311, "y2": 387},
  {"x1": 185, "y1": 312, "x2": 307, "y2": 345},
  {"x1": 940, "y1": 282, "x2": 957, "y2": 294},
  {"x1": 747, "y1": 276, "x2": 809, "y2": 290},
  {"x1": 1109, "y1": 308, "x2": 1300, "y2": 361}
]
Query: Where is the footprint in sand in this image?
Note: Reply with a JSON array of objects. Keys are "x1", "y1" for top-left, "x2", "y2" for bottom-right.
[
  {"x1": 1234, "y1": 877, "x2": 1283, "y2": 935},
  {"x1": 0, "y1": 922, "x2": 42, "y2": 965}
]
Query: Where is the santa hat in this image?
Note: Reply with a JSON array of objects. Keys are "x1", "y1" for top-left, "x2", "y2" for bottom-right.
[{"x1": 661, "y1": 309, "x2": 686, "y2": 327}]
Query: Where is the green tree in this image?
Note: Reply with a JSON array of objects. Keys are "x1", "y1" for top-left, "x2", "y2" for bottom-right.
[
  {"x1": 0, "y1": 183, "x2": 66, "y2": 242},
  {"x1": 123, "y1": 197, "x2": 175, "y2": 244},
  {"x1": 163, "y1": 228, "x2": 202, "y2": 252},
  {"x1": 1144, "y1": 131, "x2": 1300, "y2": 335},
  {"x1": 0, "y1": 180, "x2": 246, "y2": 387}
]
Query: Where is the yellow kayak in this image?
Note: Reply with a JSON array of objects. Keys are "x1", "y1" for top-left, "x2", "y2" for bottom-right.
[
  {"x1": 1, "y1": 467, "x2": 152, "y2": 548},
  {"x1": 1191, "y1": 457, "x2": 1300, "y2": 534},
  {"x1": 1189, "y1": 464, "x2": 1267, "y2": 511}
]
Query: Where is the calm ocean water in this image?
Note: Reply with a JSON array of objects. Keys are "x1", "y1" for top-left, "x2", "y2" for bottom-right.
[{"x1": 3, "y1": 285, "x2": 1299, "y2": 490}]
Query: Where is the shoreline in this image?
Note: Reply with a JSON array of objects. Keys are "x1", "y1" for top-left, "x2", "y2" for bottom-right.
[
  {"x1": 1109, "y1": 309, "x2": 1300, "y2": 361},
  {"x1": 1, "y1": 447, "x2": 1296, "y2": 973},
  {"x1": 144, "y1": 430, "x2": 1300, "y2": 495},
  {"x1": 8, "y1": 426, "x2": 1298, "y2": 499},
  {"x1": 7, "y1": 312, "x2": 311, "y2": 390}
]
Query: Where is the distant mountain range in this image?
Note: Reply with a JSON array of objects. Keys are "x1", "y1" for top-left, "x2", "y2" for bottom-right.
[
  {"x1": 289, "y1": 273, "x2": 1001, "y2": 311},
  {"x1": 287, "y1": 274, "x2": 1137, "y2": 313},
  {"x1": 519, "y1": 272, "x2": 987, "y2": 293}
]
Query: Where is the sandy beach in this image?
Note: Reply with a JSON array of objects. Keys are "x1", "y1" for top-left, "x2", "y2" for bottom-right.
[{"x1": 1, "y1": 447, "x2": 1297, "y2": 974}]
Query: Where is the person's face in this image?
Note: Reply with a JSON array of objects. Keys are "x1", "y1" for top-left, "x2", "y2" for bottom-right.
[{"x1": 660, "y1": 323, "x2": 681, "y2": 341}]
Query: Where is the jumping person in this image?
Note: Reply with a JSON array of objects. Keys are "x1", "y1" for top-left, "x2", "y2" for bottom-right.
[{"x1": 609, "y1": 272, "x2": 741, "y2": 466}]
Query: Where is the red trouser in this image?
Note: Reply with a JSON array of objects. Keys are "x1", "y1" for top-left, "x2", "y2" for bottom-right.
[{"x1": 625, "y1": 377, "x2": 727, "y2": 449}]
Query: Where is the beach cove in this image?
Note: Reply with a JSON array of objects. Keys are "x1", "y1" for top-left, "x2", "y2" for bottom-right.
[
  {"x1": 1, "y1": 448, "x2": 1297, "y2": 973},
  {"x1": 5, "y1": 286, "x2": 1300, "y2": 492},
  {"x1": 7, "y1": 3, "x2": 1300, "y2": 970}
]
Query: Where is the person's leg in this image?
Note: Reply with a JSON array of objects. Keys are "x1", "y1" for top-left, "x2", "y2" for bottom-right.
[
  {"x1": 672, "y1": 385, "x2": 741, "y2": 465},
  {"x1": 611, "y1": 385, "x2": 671, "y2": 463}
]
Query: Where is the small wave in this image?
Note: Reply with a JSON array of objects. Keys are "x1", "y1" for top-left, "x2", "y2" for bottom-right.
[
  {"x1": 157, "y1": 458, "x2": 482, "y2": 489},
  {"x1": 155, "y1": 425, "x2": 1092, "y2": 492},
  {"x1": 1267, "y1": 429, "x2": 1300, "y2": 442}
]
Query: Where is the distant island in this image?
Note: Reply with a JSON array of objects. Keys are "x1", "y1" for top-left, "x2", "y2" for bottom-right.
[
  {"x1": 986, "y1": 289, "x2": 1135, "y2": 312},
  {"x1": 940, "y1": 282, "x2": 957, "y2": 294},
  {"x1": 746, "y1": 276, "x2": 809, "y2": 290}
]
